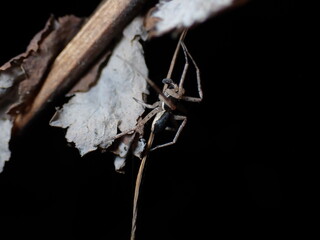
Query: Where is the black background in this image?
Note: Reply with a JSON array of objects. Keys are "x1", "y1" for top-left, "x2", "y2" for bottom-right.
[{"x1": 0, "y1": 0, "x2": 308, "y2": 239}]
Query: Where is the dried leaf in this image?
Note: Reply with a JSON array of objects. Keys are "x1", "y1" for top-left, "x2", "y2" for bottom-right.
[
  {"x1": 111, "y1": 133, "x2": 146, "y2": 173},
  {"x1": 0, "y1": 119, "x2": 12, "y2": 172},
  {"x1": 0, "y1": 15, "x2": 84, "y2": 173},
  {"x1": 145, "y1": 0, "x2": 247, "y2": 36},
  {"x1": 50, "y1": 17, "x2": 148, "y2": 156},
  {"x1": 112, "y1": 134, "x2": 138, "y2": 173},
  {"x1": 9, "y1": 15, "x2": 84, "y2": 115},
  {"x1": 0, "y1": 16, "x2": 56, "y2": 117}
]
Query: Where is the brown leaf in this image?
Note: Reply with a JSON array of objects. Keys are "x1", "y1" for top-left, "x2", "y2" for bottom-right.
[
  {"x1": 0, "y1": 15, "x2": 84, "y2": 173},
  {"x1": 0, "y1": 16, "x2": 56, "y2": 116},
  {"x1": 8, "y1": 15, "x2": 84, "y2": 116}
]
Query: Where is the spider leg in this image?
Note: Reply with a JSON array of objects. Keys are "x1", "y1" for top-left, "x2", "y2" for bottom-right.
[
  {"x1": 133, "y1": 97, "x2": 160, "y2": 109},
  {"x1": 177, "y1": 41, "x2": 189, "y2": 96},
  {"x1": 150, "y1": 115, "x2": 187, "y2": 151},
  {"x1": 179, "y1": 41, "x2": 203, "y2": 103},
  {"x1": 106, "y1": 106, "x2": 162, "y2": 143}
]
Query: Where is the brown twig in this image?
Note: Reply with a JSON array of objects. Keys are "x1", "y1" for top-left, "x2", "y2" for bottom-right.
[{"x1": 14, "y1": 0, "x2": 147, "y2": 131}]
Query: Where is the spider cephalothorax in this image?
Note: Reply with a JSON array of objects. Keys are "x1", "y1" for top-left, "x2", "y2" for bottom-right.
[{"x1": 162, "y1": 78, "x2": 185, "y2": 102}]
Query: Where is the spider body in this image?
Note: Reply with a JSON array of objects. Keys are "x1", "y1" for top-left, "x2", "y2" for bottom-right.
[{"x1": 151, "y1": 78, "x2": 181, "y2": 138}]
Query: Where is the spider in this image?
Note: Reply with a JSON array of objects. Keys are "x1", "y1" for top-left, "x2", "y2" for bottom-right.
[{"x1": 111, "y1": 29, "x2": 203, "y2": 153}]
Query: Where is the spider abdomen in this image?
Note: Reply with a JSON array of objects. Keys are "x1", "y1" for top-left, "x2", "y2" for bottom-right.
[{"x1": 152, "y1": 111, "x2": 171, "y2": 134}]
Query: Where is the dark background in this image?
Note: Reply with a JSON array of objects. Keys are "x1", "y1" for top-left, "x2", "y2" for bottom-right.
[{"x1": 0, "y1": 0, "x2": 307, "y2": 239}]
